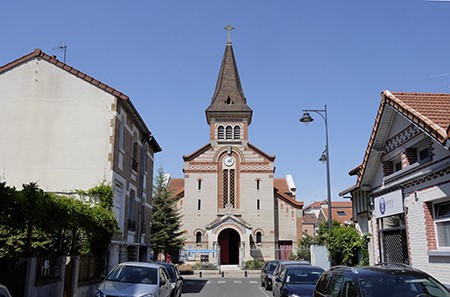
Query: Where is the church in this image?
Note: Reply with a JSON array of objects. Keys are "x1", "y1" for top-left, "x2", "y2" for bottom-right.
[{"x1": 168, "y1": 26, "x2": 303, "y2": 267}]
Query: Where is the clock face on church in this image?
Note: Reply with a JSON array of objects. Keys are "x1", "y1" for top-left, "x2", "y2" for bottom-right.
[{"x1": 223, "y1": 155, "x2": 235, "y2": 166}]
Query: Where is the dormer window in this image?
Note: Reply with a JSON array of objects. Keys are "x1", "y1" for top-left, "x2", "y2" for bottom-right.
[{"x1": 225, "y1": 96, "x2": 234, "y2": 105}]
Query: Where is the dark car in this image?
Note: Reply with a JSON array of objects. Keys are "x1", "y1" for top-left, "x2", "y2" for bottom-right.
[
  {"x1": 273, "y1": 264, "x2": 324, "y2": 297},
  {"x1": 153, "y1": 262, "x2": 183, "y2": 297},
  {"x1": 261, "y1": 260, "x2": 280, "y2": 289},
  {"x1": 0, "y1": 284, "x2": 12, "y2": 297},
  {"x1": 269, "y1": 260, "x2": 311, "y2": 291},
  {"x1": 314, "y1": 264, "x2": 450, "y2": 297}
]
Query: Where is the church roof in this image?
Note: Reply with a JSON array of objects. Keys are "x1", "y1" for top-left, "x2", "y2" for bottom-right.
[
  {"x1": 205, "y1": 40, "x2": 253, "y2": 124},
  {"x1": 0, "y1": 48, "x2": 161, "y2": 152}
]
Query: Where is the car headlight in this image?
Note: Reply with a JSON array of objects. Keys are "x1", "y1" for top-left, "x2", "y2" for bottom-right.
[
  {"x1": 94, "y1": 290, "x2": 105, "y2": 297},
  {"x1": 288, "y1": 294, "x2": 301, "y2": 297}
]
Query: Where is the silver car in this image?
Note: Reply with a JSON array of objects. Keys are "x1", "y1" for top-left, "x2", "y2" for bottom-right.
[{"x1": 95, "y1": 262, "x2": 172, "y2": 297}]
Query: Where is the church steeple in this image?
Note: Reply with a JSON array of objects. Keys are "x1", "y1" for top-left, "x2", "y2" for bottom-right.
[{"x1": 205, "y1": 24, "x2": 253, "y2": 126}]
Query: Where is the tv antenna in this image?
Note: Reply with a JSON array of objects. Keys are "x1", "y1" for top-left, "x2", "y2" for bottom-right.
[{"x1": 52, "y1": 42, "x2": 67, "y2": 63}]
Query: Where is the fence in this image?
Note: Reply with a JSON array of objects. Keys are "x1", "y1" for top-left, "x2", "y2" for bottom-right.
[
  {"x1": 78, "y1": 255, "x2": 104, "y2": 284},
  {"x1": 35, "y1": 255, "x2": 61, "y2": 283}
]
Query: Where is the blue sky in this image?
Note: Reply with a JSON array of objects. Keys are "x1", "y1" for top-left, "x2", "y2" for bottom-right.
[{"x1": 2, "y1": 1, "x2": 450, "y2": 206}]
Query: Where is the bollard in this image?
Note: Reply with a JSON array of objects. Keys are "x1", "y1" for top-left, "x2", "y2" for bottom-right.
[
  {"x1": 245, "y1": 270, "x2": 247, "y2": 277},
  {"x1": 221, "y1": 271, "x2": 224, "y2": 277},
  {"x1": 199, "y1": 271, "x2": 202, "y2": 278}
]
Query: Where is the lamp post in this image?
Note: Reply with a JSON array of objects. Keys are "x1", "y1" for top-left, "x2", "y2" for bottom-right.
[{"x1": 300, "y1": 105, "x2": 333, "y2": 230}]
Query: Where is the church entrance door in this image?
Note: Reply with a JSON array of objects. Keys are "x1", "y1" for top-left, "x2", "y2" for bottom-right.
[{"x1": 218, "y1": 228, "x2": 240, "y2": 265}]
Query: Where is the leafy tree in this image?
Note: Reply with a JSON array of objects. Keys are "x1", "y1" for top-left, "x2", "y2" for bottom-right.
[
  {"x1": 150, "y1": 167, "x2": 184, "y2": 261},
  {"x1": 314, "y1": 220, "x2": 367, "y2": 266},
  {"x1": 0, "y1": 182, "x2": 117, "y2": 258}
]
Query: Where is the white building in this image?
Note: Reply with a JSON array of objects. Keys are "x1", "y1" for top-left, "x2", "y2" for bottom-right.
[
  {"x1": 0, "y1": 49, "x2": 161, "y2": 269},
  {"x1": 340, "y1": 90, "x2": 450, "y2": 283}
]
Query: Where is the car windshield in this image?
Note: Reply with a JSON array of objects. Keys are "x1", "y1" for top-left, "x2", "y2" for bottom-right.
[
  {"x1": 105, "y1": 265, "x2": 158, "y2": 285},
  {"x1": 360, "y1": 274, "x2": 450, "y2": 297},
  {"x1": 286, "y1": 268, "x2": 323, "y2": 284}
]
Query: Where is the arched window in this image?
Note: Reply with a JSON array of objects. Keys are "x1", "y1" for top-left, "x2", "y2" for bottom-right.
[
  {"x1": 226, "y1": 126, "x2": 232, "y2": 140},
  {"x1": 196, "y1": 231, "x2": 202, "y2": 244},
  {"x1": 218, "y1": 126, "x2": 224, "y2": 140},
  {"x1": 256, "y1": 232, "x2": 262, "y2": 244},
  {"x1": 234, "y1": 126, "x2": 240, "y2": 139}
]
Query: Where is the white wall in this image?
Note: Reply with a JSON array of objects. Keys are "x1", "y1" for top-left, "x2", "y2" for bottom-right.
[{"x1": 0, "y1": 58, "x2": 115, "y2": 192}]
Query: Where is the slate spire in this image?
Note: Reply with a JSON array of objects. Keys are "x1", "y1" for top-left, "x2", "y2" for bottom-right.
[{"x1": 206, "y1": 24, "x2": 253, "y2": 125}]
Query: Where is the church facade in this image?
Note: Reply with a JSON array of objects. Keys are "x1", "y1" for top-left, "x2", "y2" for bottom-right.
[{"x1": 169, "y1": 30, "x2": 303, "y2": 267}]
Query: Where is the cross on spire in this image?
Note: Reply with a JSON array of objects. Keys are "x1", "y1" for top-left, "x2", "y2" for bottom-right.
[{"x1": 224, "y1": 23, "x2": 234, "y2": 44}]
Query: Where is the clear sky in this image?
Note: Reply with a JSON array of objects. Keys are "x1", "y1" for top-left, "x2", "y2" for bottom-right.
[{"x1": 2, "y1": 1, "x2": 450, "y2": 206}]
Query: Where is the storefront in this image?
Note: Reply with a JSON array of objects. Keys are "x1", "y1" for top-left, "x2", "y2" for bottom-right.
[{"x1": 372, "y1": 189, "x2": 409, "y2": 264}]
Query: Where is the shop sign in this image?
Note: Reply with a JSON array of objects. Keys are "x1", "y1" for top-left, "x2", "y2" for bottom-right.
[{"x1": 373, "y1": 189, "x2": 403, "y2": 218}]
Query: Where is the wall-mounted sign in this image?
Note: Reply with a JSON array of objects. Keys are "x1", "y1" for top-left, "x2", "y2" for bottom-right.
[{"x1": 372, "y1": 189, "x2": 404, "y2": 218}]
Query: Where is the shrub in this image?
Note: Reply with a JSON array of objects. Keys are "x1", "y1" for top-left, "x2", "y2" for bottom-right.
[{"x1": 244, "y1": 260, "x2": 263, "y2": 270}]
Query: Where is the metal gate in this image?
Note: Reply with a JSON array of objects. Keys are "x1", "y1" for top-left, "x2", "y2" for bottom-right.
[
  {"x1": 381, "y1": 228, "x2": 408, "y2": 264},
  {"x1": 0, "y1": 261, "x2": 26, "y2": 297}
]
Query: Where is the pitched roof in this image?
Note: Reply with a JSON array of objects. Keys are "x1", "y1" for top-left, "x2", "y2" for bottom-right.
[
  {"x1": 353, "y1": 90, "x2": 450, "y2": 190},
  {"x1": 168, "y1": 178, "x2": 184, "y2": 200},
  {"x1": 0, "y1": 48, "x2": 162, "y2": 152},
  {"x1": 274, "y1": 178, "x2": 303, "y2": 209},
  {"x1": 302, "y1": 213, "x2": 317, "y2": 224},
  {"x1": 205, "y1": 42, "x2": 252, "y2": 124}
]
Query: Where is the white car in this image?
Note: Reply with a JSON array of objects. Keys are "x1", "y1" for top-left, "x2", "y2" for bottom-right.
[{"x1": 95, "y1": 262, "x2": 172, "y2": 297}]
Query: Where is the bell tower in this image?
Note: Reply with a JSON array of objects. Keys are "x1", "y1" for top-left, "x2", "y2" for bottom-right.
[{"x1": 205, "y1": 24, "x2": 253, "y2": 146}]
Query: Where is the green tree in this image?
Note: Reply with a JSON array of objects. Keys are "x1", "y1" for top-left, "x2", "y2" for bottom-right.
[
  {"x1": 150, "y1": 167, "x2": 184, "y2": 261},
  {"x1": 0, "y1": 182, "x2": 117, "y2": 258},
  {"x1": 315, "y1": 221, "x2": 367, "y2": 266}
]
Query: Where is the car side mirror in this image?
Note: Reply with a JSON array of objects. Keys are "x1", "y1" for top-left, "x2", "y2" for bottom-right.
[{"x1": 178, "y1": 276, "x2": 183, "y2": 281}]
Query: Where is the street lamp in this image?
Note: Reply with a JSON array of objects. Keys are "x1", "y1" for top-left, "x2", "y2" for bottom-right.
[{"x1": 300, "y1": 105, "x2": 333, "y2": 230}]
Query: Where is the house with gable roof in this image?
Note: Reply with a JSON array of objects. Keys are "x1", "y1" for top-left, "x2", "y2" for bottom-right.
[
  {"x1": 340, "y1": 90, "x2": 450, "y2": 284},
  {"x1": 0, "y1": 49, "x2": 161, "y2": 269}
]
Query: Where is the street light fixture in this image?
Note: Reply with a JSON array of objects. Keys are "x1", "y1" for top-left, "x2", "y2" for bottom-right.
[{"x1": 300, "y1": 105, "x2": 333, "y2": 230}]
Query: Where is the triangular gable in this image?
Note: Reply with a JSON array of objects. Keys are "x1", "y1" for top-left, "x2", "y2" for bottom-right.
[
  {"x1": 205, "y1": 214, "x2": 252, "y2": 231},
  {"x1": 356, "y1": 90, "x2": 450, "y2": 190}
]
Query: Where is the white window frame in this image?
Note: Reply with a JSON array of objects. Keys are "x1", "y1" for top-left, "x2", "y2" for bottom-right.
[{"x1": 434, "y1": 200, "x2": 450, "y2": 249}]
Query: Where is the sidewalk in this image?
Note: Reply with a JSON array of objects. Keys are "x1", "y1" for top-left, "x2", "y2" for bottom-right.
[{"x1": 182, "y1": 265, "x2": 260, "y2": 279}]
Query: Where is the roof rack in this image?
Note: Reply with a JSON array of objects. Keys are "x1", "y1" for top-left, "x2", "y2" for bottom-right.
[
  {"x1": 375, "y1": 262, "x2": 411, "y2": 268},
  {"x1": 329, "y1": 266, "x2": 359, "y2": 274}
]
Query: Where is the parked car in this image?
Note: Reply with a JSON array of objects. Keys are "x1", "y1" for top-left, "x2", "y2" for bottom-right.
[
  {"x1": 153, "y1": 262, "x2": 183, "y2": 297},
  {"x1": 314, "y1": 264, "x2": 450, "y2": 297},
  {"x1": 268, "y1": 260, "x2": 311, "y2": 291},
  {"x1": 273, "y1": 264, "x2": 325, "y2": 297},
  {"x1": 0, "y1": 284, "x2": 12, "y2": 297},
  {"x1": 95, "y1": 262, "x2": 172, "y2": 297},
  {"x1": 260, "y1": 260, "x2": 280, "y2": 289}
]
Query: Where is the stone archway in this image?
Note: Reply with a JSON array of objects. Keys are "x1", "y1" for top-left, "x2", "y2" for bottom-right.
[{"x1": 218, "y1": 228, "x2": 240, "y2": 265}]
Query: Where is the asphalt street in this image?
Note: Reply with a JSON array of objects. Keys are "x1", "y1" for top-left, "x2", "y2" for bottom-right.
[{"x1": 182, "y1": 277, "x2": 271, "y2": 297}]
